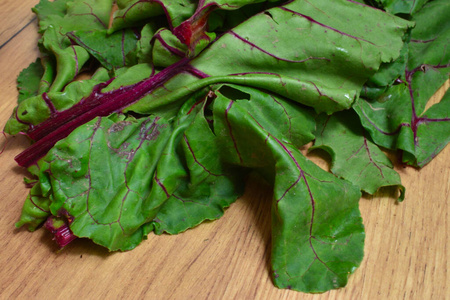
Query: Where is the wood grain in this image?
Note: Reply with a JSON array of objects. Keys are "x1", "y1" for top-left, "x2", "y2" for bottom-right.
[
  {"x1": 0, "y1": 0, "x2": 39, "y2": 48},
  {"x1": 0, "y1": 3, "x2": 448, "y2": 299}
]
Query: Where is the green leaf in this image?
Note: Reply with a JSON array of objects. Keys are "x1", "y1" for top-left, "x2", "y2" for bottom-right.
[
  {"x1": 28, "y1": 91, "x2": 212, "y2": 250},
  {"x1": 32, "y1": 0, "x2": 114, "y2": 93},
  {"x1": 355, "y1": 0, "x2": 450, "y2": 167},
  {"x1": 7, "y1": 0, "x2": 411, "y2": 138},
  {"x1": 4, "y1": 68, "x2": 110, "y2": 135},
  {"x1": 187, "y1": 0, "x2": 412, "y2": 114},
  {"x1": 67, "y1": 29, "x2": 139, "y2": 70},
  {"x1": 212, "y1": 92, "x2": 364, "y2": 293},
  {"x1": 152, "y1": 28, "x2": 187, "y2": 67},
  {"x1": 406, "y1": 89, "x2": 450, "y2": 166},
  {"x1": 373, "y1": 0, "x2": 429, "y2": 15},
  {"x1": 152, "y1": 97, "x2": 245, "y2": 234},
  {"x1": 43, "y1": 114, "x2": 177, "y2": 250},
  {"x1": 367, "y1": 41, "x2": 409, "y2": 87},
  {"x1": 17, "y1": 59, "x2": 44, "y2": 103},
  {"x1": 312, "y1": 110, "x2": 405, "y2": 200},
  {"x1": 136, "y1": 23, "x2": 159, "y2": 64},
  {"x1": 41, "y1": 27, "x2": 91, "y2": 92},
  {"x1": 127, "y1": 0, "x2": 412, "y2": 117},
  {"x1": 110, "y1": 0, "x2": 197, "y2": 32},
  {"x1": 15, "y1": 183, "x2": 51, "y2": 231},
  {"x1": 15, "y1": 164, "x2": 53, "y2": 231},
  {"x1": 34, "y1": 0, "x2": 112, "y2": 33},
  {"x1": 270, "y1": 148, "x2": 363, "y2": 293},
  {"x1": 47, "y1": 68, "x2": 111, "y2": 111},
  {"x1": 218, "y1": 84, "x2": 317, "y2": 148},
  {"x1": 10, "y1": 0, "x2": 430, "y2": 294}
]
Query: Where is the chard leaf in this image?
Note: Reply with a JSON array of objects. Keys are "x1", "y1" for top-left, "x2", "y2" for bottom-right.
[
  {"x1": 27, "y1": 91, "x2": 211, "y2": 250},
  {"x1": 34, "y1": 0, "x2": 112, "y2": 33},
  {"x1": 34, "y1": 0, "x2": 114, "y2": 90},
  {"x1": 110, "y1": 0, "x2": 197, "y2": 32},
  {"x1": 207, "y1": 1, "x2": 278, "y2": 32},
  {"x1": 46, "y1": 68, "x2": 110, "y2": 111},
  {"x1": 7, "y1": 0, "x2": 116, "y2": 130},
  {"x1": 41, "y1": 27, "x2": 91, "y2": 92},
  {"x1": 312, "y1": 110, "x2": 405, "y2": 200},
  {"x1": 202, "y1": 0, "x2": 268, "y2": 10},
  {"x1": 367, "y1": 41, "x2": 409, "y2": 87},
  {"x1": 9, "y1": 0, "x2": 411, "y2": 168},
  {"x1": 151, "y1": 28, "x2": 187, "y2": 67},
  {"x1": 354, "y1": 0, "x2": 450, "y2": 167},
  {"x1": 15, "y1": 163, "x2": 53, "y2": 231},
  {"x1": 4, "y1": 68, "x2": 110, "y2": 136},
  {"x1": 152, "y1": 96, "x2": 245, "y2": 234},
  {"x1": 135, "y1": 23, "x2": 159, "y2": 63},
  {"x1": 15, "y1": 181, "x2": 52, "y2": 231},
  {"x1": 373, "y1": 0, "x2": 429, "y2": 15},
  {"x1": 217, "y1": 84, "x2": 317, "y2": 149},
  {"x1": 67, "y1": 29, "x2": 139, "y2": 70},
  {"x1": 270, "y1": 147, "x2": 363, "y2": 293},
  {"x1": 188, "y1": 0, "x2": 412, "y2": 113},
  {"x1": 37, "y1": 56, "x2": 56, "y2": 94},
  {"x1": 17, "y1": 59, "x2": 44, "y2": 103},
  {"x1": 9, "y1": 0, "x2": 433, "y2": 294},
  {"x1": 42, "y1": 114, "x2": 176, "y2": 250},
  {"x1": 212, "y1": 91, "x2": 364, "y2": 293},
  {"x1": 130, "y1": 0, "x2": 413, "y2": 115},
  {"x1": 46, "y1": 115, "x2": 171, "y2": 250}
]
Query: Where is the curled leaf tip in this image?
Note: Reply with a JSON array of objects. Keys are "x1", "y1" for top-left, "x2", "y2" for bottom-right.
[{"x1": 173, "y1": 5, "x2": 215, "y2": 55}]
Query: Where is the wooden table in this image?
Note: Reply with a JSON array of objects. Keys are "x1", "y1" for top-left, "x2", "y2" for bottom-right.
[{"x1": 1, "y1": 2, "x2": 448, "y2": 299}]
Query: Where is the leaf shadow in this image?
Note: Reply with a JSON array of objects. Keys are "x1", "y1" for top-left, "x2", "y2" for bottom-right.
[
  {"x1": 1, "y1": 133, "x2": 31, "y2": 154},
  {"x1": 56, "y1": 237, "x2": 115, "y2": 258},
  {"x1": 42, "y1": 229, "x2": 114, "y2": 259},
  {"x1": 305, "y1": 147, "x2": 332, "y2": 172},
  {"x1": 360, "y1": 185, "x2": 402, "y2": 204},
  {"x1": 11, "y1": 165, "x2": 33, "y2": 179},
  {"x1": 239, "y1": 172, "x2": 274, "y2": 277},
  {"x1": 13, "y1": 220, "x2": 113, "y2": 258}
]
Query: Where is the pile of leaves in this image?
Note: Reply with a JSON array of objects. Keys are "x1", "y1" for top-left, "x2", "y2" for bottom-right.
[{"x1": 5, "y1": 0, "x2": 449, "y2": 293}]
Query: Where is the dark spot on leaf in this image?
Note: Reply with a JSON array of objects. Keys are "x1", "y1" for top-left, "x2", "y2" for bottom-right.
[
  {"x1": 108, "y1": 121, "x2": 133, "y2": 133},
  {"x1": 22, "y1": 110, "x2": 28, "y2": 116},
  {"x1": 141, "y1": 125, "x2": 162, "y2": 141}
]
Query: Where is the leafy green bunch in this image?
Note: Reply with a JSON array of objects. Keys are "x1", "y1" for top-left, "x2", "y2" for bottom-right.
[{"x1": 6, "y1": 0, "x2": 449, "y2": 293}]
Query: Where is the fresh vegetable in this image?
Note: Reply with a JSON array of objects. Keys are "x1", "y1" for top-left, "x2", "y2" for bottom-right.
[{"x1": 5, "y1": 0, "x2": 449, "y2": 294}]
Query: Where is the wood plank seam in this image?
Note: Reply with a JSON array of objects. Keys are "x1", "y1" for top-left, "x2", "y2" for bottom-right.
[{"x1": 0, "y1": 17, "x2": 37, "y2": 51}]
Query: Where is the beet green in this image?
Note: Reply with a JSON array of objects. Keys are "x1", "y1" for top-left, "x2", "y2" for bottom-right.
[{"x1": 7, "y1": 0, "x2": 449, "y2": 294}]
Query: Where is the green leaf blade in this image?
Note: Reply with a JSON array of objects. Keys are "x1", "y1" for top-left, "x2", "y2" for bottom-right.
[
  {"x1": 356, "y1": 0, "x2": 450, "y2": 167},
  {"x1": 212, "y1": 91, "x2": 364, "y2": 293},
  {"x1": 313, "y1": 110, "x2": 405, "y2": 200},
  {"x1": 68, "y1": 29, "x2": 139, "y2": 70},
  {"x1": 43, "y1": 115, "x2": 175, "y2": 250}
]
